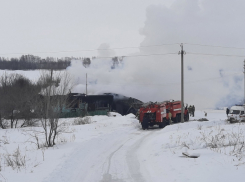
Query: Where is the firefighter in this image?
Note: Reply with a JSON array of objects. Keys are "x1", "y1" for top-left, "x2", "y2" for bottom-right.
[
  {"x1": 193, "y1": 105, "x2": 195, "y2": 117},
  {"x1": 166, "y1": 109, "x2": 169, "y2": 121},
  {"x1": 184, "y1": 106, "x2": 188, "y2": 121},
  {"x1": 188, "y1": 105, "x2": 193, "y2": 117},
  {"x1": 226, "y1": 108, "x2": 230, "y2": 116},
  {"x1": 168, "y1": 110, "x2": 172, "y2": 125}
]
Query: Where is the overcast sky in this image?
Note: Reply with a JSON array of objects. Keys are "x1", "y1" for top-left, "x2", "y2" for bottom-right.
[
  {"x1": 0, "y1": 0, "x2": 173, "y2": 58},
  {"x1": 1, "y1": 0, "x2": 245, "y2": 109}
]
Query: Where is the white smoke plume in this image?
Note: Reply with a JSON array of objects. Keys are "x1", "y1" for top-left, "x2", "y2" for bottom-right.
[{"x1": 68, "y1": 0, "x2": 245, "y2": 109}]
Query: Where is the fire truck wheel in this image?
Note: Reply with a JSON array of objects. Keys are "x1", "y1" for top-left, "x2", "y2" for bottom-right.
[
  {"x1": 159, "y1": 123, "x2": 164, "y2": 128},
  {"x1": 142, "y1": 117, "x2": 149, "y2": 130},
  {"x1": 161, "y1": 118, "x2": 167, "y2": 127},
  {"x1": 175, "y1": 115, "x2": 180, "y2": 123}
]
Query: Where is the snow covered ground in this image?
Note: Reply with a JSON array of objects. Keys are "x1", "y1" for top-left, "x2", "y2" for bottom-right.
[{"x1": 1, "y1": 110, "x2": 245, "y2": 182}]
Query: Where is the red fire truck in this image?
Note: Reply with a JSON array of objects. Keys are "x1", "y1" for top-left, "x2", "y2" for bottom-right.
[{"x1": 139, "y1": 100, "x2": 189, "y2": 129}]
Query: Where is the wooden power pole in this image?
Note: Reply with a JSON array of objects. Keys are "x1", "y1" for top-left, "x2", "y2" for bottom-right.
[
  {"x1": 179, "y1": 43, "x2": 185, "y2": 122},
  {"x1": 86, "y1": 73, "x2": 87, "y2": 95},
  {"x1": 244, "y1": 60, "x2": 245, "y2": 104}
]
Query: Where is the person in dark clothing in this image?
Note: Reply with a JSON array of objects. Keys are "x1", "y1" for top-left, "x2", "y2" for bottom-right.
[
  {"x1": 226, "y1": 108, "x2": 230, "y2": 116},
  {"x1": 188, "y1": 105, "x2": 192, "y2": 117},
  {"x1": 192, "y1": 105, "x2": 195, "y2": 117},
  {"x1": 184, "y1": 106, "x2": 189, "y2": 121}
]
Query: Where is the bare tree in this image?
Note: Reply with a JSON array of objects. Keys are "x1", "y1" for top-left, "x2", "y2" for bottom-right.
[
  {"x1": 0, "y1": 73, "x2": 40, "y2": 128},
  {"x1": 36, "y1": 70, "x2": 73, "y2": 147},
  {"x1": 82, "y1": 58, "x2": 91, "y2": 68}
]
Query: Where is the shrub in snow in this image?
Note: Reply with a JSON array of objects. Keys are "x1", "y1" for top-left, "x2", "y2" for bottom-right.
[
  {"x1": 24, "y1": 131, "x2": 47, "y2": 149},
  {"x1": 181, "y1": 142, "x2": 190, "y2": 149},
  {"x1": 21, "y1": 118, "x2": 40, "y2": 128},
  {"x1": 197, "y1": 124, "x2": 203, "y2": 130},
  {"x1": 199, "y1": 126, "x2": 245, "y2": 160},
  {"x1": 0, "y1": 119, "x2": 9, "y2": 129},
  {"x1": 4, "y1": 146, "x2": 26, "y2": 171},
  {"x1": 0, "y1": 135, "x2": 9, "y2": 145},
  {"x1": 73, "y1": 116, "x2": 92, "y2": 125}
]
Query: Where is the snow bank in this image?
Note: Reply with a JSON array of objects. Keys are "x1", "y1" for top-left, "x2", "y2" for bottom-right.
[
  {"x1": 137, "y1": 110, "x2": 245, "y2": 182},
  {"x1": 125, "y1": 113, "x2": 136, "y2": 118},
  {"x1": 2, "y1": 110, "x2": 245, "y2": 182},
  {"x1": 0, "y1": 113, "x2": 138, "y2": 182}
]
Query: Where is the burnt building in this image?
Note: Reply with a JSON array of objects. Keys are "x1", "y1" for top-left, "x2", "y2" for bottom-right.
[{"x1": 61, "y1": 93, "x2": 143, "y2": 117}]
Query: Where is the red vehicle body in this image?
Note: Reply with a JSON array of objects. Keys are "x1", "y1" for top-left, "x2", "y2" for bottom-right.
[{"x1": 139, "y1": 100, "x2": 189, "y2": 129}]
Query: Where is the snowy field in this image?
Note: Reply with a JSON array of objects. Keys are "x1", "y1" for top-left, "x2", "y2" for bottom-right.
[{"x1": 1, "y1": 110, "x2": 245, "y2": 182}]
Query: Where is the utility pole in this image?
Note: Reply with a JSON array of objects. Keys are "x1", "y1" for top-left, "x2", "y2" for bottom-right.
[
  {"x1": 244, "y1": 60, "x2": 245, "y2": 104},
  {"x1": 179, "y1": 43, "x2": 185, "y2": 122},
  {"x1": 86, "y1": 73, "x2": 87, "y2": 95}
]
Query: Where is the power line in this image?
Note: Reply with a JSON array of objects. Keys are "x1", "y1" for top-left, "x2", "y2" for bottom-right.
[
  {"x1": 187, "y1": 52, "x2": 245, "y2": 58},
  {"x1": 96, "y1": 52, "x2": 178, "y2": 59},
  {"x1": 0, "y1": 43, "x2": 179, "y2": 56},
  {"x1": 86, "y1": 73, "x2": 242, "y2": 87},
  {"x1": 184, "y1": 43, "x2": 245, "y2": 50},
  {"x1": 2, "y1": 42, "x2": 245, "y2": 57},
  {"x1": 185, "y1": 73, "x2": 242, "y2": 84}
]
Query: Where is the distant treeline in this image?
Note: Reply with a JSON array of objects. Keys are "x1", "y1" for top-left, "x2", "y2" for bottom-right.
[
  {"x1": 0, "y1": 55, "x2": 124, "y2": 70},
  {"x1": 0, "y1": 55, "x2": 79, "y2": 70}
]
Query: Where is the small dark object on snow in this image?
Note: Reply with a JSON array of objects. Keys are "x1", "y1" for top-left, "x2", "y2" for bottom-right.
[
  {"x1": 198, "y1": 118, "x2": 209, "y2": 121},
  {"x1": 182, "y1": 152, "x2": 200, "y2": 158}
]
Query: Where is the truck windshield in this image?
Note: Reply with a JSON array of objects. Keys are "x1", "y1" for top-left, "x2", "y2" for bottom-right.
[{"x1": 230, "y1": 110, "x2": 240, "y2": 114}]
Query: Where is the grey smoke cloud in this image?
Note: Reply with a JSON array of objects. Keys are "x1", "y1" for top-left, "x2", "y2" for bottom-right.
[
  {"x1": 138, "y1": 0, "x2": 245, "y2": 108},
  {"x1": 97, "y1": 43, "x2": 116, "y2": 58},
  {"x1": 67, "y1": 0, "x2": 245, "y2": 109}
]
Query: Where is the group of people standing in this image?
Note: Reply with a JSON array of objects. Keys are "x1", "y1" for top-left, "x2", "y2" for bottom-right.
[{"x1": 188, "y1": 105, "x2": 195, "y2": 117}]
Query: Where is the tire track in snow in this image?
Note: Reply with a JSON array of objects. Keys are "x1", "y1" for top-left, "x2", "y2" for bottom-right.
[
  {"x1": 43, "y1": 129, "x2": 131, "y2": 182},
  {"x1": 43, "y1": 119, "x2": 156, "y2": 182},
  {"x1": 126, "y1": 131, "x2": 154, "y2": 182},
  {"x1": 100, "y1": 138, "x2": 132, "y2": 182},
  {"x1": 100, "y1": 130, "x2": 155, "y2": 182}
]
